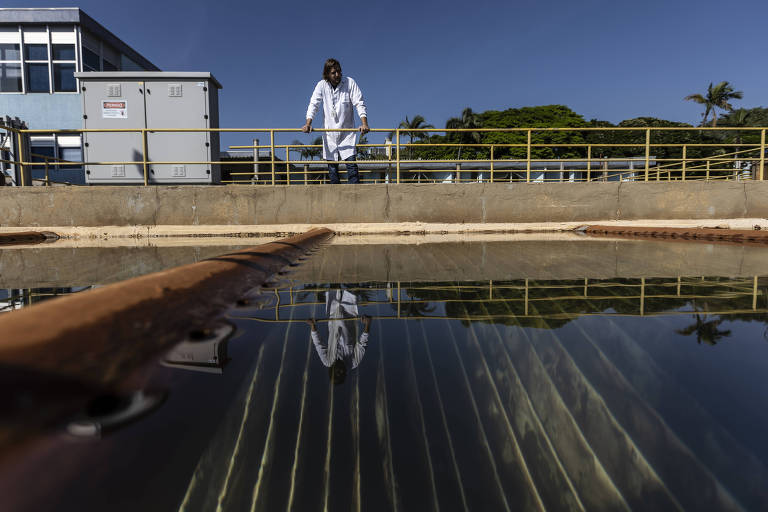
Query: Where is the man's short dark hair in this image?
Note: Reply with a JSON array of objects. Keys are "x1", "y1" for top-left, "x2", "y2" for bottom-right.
[{"x1": 322, "y1": 58, "x2": 342, "y2": 81}]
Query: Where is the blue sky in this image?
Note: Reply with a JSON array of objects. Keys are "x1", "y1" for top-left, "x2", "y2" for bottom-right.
[{"x1": 25, "y1": 0, "x2": 768, "y2": 143}]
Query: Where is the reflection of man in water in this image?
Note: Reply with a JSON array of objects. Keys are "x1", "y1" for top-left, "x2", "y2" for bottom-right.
[{"x1": 306, "y1": 288, "x2": 371, "y2": 384}]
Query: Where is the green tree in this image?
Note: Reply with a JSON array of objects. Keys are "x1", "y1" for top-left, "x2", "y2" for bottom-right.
[
  {"x1": 446, "y1": 108, "x2": 482, "y2": 160},
  {"x1": 391, "y1": 115, "x2": 434, "y2": 159},
  {"x1": 719, "y1": 107, "x2": 768, "y2": 127},
  {"x1": 684, "y1": 81, "x2": 743, "y2": 127}
]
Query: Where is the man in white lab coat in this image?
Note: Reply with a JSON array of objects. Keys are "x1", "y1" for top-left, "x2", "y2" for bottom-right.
[
  {"x1": 306, "y1": 288, "x2": 371, "y2": 385},
  {"x1": 301, "y1": 58, "x2": 369, "y2": 184}
]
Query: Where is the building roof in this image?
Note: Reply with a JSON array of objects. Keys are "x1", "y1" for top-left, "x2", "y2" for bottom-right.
[
  {"x1": 0, "y1": 8, "x2": 159, "y2": 71},
  {"x1": 74, "y1": 71, "x2": 222, "y2": 89}
]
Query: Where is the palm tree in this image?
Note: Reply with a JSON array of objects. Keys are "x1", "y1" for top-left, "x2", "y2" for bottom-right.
[
  {"x1": 305, "y1": 136, "x2": 323, "y2": 160},
  {"x1": 445, "y1": 107, "x2": 483, "y2": 160},
  {"x1": 290, "y1": 139, "x2": 309, "y2": 161},
  {"x1": 684, "y1": 81, "x2": 744, "y2": 127},
  {"x1": 676, "y1": 313, "x2": 731, "y2": 345},
  {"x1": 390, "y1": 115, "x2": 434, "y2": 159}
]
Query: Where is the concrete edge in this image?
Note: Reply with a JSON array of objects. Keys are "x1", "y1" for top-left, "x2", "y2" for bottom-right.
[{"x1": 1, "y1": 219, "x2": 768, "y2": 239}]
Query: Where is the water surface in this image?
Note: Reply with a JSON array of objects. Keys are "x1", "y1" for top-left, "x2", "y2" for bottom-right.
[{"x1": 2, "y1": 238, "x2": 768, "y2": 511}]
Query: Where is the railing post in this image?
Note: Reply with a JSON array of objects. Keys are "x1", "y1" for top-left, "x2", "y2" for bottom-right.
[
  {"x1": 524, "y1": 278, "x2": 529, "y2": 316},
  {"x1": 397, "y1": 281, "x2": 401, "y2": 318},
  {"x1": 760, "y1": 129, "x2": 765, "y2": 181},
  {"x1": 706, "y1": 160, "x2": 710, "y2": 181},
  {"x1": 640, "y1": 277, "x2": 645, "y2": 315},
  {"x1": 490, "y1": 144, "x2": 494, "y2": 183},
  {"x1": 526, "y1": 129, "x2": 531, "y2": 183},
  {"x1": 252, "y1": 138, "x2": 259, "y2": 184},
  {"x1": 682, "y1": 145, "x2": 686, "y2": 181},
  {"x1": 644, "y1": 128, "x2": 650, "y2": 181},
  {"x1": 270, "y1": 130, "x2": 275, "y2": 185},
  {"x1": 286, "y1": 145, "x2": 290, "y2": 185},
  {"x1": 396, "y1": 128, "x2": 400, "y2": 184},
  {"x1": 586, "y1": 145, "x2": 591, "y2": 182},
  {"x1": 141, "y1": 128, "x2": 149, "y2": 186},
  {"x1": 753, "y1": 276, "x2": 758, "y2": 310},
  {"x1": 44, "y1": 158, "x2": 49, "y2": 185},
  {"x1": 17, "y1": 127, "x2": 26, "y2": 186}
]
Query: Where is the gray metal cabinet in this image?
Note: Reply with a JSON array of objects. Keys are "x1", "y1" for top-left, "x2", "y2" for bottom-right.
[{"x1": 76, "y1": 72, "x2": 222, "y2": 184}]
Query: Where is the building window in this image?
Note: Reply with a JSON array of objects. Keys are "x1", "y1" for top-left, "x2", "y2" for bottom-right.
[
  {"x1": 24, "y1": 36, "x2": 50, "y2": 93},
  {"x1": 53, "y1": 63, "x2": 76, "y2": 92},
  {"x1": 0, "y1": 43, "x2": 22, "y2": 92},
  {"x1": 25, "y1": 62, "x2": 49, "y2": 93},
  {"x1": 24, "y1": 43, "x2": 48, "y2": 61},
  {"x1": 51, "y1": 44, "x2": 75, "y2": 61},
  {"x1": 0, "y1": 43, "x2": 20, "y2": 60},
  {"x1": 83, "y1": 46, "x2": 99, "y2": 71},
  {"x1": 51, "y1": 43, "x2": 76, "y2": 92},
  {"x1": 30, "y1": 135, "x2": 84, "y2": 184}
]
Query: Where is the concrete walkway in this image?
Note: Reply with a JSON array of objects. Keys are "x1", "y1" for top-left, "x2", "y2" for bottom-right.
[{"x1": 1, "y1": 218, "x2": 767, "y2": 241}]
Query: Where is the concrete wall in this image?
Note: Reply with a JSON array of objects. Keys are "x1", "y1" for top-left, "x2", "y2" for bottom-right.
[
  {"x1": 1, "y1": 181, "x2": 767, "y2": 228},
  {"x1": 4, "y1": 238, "x2": 768, "y2": 289}
]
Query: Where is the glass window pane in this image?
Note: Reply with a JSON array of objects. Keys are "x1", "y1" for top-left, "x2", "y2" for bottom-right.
[
  {"x1": 52, "y1": 44, "x2": 75, "y2": 61},
  {"x1": 53, "y1": 63, "x2": 76, "y2": 92},
  {"x1": 26, "y1": 63, "x2": 49, "y2": 92},
  {"x1": 102, "y1": 59, "x2": 117, "y2": 71},
  {"x1": 0, "y1": 43, "x2": 20, "y2": 61},
  {"x1": 59, "y1": 146, "x2": 82, "y2": 169},
  {"x1": 0, "y1": 63, "x2": 22, "y2": 92},
  {"x1": 83, "y1": 47, "x2": 99, "y2": 70},
  {"x1": 30, "y1": 144, "x2": 55, "y2": 176},
  {"x1": 24, "y1": 43, "x2": 48, "y2": 61}
]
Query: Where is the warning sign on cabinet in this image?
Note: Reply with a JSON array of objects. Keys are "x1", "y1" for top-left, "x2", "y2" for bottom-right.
[{"x1": 102, "y1": 100, "x2": 128, "y2": 119}]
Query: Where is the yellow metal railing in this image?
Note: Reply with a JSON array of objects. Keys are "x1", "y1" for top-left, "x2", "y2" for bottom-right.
[
  {"x1": 2, "y1": 124, "x2": 766, "y2": 185},
  {"x1": 228, "y1": 276, "x2": 767, "y2": 323}
]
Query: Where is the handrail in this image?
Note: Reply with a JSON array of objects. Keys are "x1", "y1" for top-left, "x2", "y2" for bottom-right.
[{"x1": 5, "y1": 126, "x2": 767, "y2": 185}]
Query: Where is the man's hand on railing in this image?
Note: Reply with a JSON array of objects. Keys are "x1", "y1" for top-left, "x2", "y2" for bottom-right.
[
  {"x1": 301, "y1": 120, "x2": 313, "y2": 133},
  {"x1": 359, "y1": 118, "x2": 370, "y2": 135}
]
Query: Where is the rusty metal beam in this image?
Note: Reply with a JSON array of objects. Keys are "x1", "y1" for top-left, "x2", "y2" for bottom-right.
[{"x1": 0, "y1": 228, "x2": 332, "y2": 386}]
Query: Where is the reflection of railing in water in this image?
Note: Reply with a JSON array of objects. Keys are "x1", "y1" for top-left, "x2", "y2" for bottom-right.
[
  {"x1": 236, "y1": 276, "x2": 768, "y2": 323},
  {"x1": 0, "y1": 287, "x2": 92, "y2": 312}
]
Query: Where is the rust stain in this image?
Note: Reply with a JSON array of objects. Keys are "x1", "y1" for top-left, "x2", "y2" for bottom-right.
[
  {"x1": 0, "y1": 231, "x2": 58, "y2": 246},
  {"x1": 583, "y1": 225, "x2": 768, "y2": 247}
]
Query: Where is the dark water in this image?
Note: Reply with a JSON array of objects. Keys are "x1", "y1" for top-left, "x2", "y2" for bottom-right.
[{"x1": 3, "y1": 241, "x2": 768, "y2": 511}]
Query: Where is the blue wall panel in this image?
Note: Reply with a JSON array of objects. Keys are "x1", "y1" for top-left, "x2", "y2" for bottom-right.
[{"x1": 0, "y1": 94, "x2": 82, "y2": 130}]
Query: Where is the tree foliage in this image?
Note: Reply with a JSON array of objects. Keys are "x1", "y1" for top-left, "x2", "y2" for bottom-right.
[{"x1": 684, "y1": 81, "x2": 743, "y2": 126}]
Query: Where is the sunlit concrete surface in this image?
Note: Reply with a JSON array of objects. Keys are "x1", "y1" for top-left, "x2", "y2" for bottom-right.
[{"x1": 3, "y1": 182, "x2": 768, "y2": 230}]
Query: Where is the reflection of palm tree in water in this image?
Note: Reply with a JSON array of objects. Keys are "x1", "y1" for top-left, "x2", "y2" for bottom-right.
[
  {"x1": 307, "y1": 288, "x2": 371, "y2": 385},
  {"x1": 676, "y1": 313, "x2": 732, "y2": 346}
]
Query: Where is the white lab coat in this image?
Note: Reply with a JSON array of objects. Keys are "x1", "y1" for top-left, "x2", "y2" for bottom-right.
[
  {"x1": 305, "y1": 77, "x2": 367, "y2": 161},
  {"x1": 310, "y1": 289, "x2": 368, "y2": 369}
]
